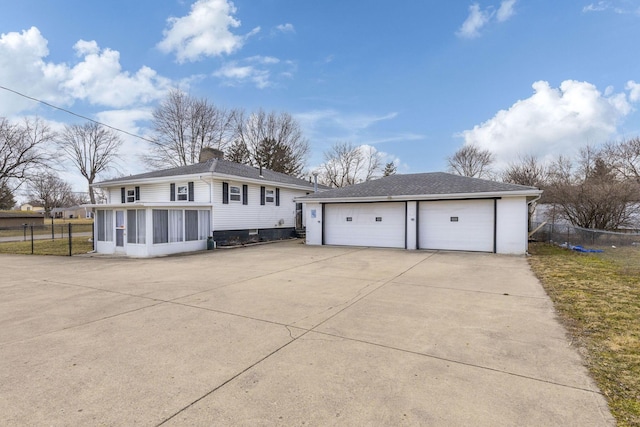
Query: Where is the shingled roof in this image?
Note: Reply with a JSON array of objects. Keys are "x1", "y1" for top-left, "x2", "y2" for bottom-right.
[
  {"x1": 96, "y1": 158, "x2": 318, "y2": 189},
  {"x1": 300, "y1": 172, "x2": 540, "y2": 200}
]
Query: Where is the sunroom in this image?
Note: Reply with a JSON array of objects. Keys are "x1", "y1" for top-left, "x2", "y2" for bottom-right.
[{"x1": 93, "y1": 203, "x2": 212, "y2": 257}]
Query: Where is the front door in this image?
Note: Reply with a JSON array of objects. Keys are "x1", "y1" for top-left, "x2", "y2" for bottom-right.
[{"x1": 115, "y1": 210, "x2": 125, "y2": 251}]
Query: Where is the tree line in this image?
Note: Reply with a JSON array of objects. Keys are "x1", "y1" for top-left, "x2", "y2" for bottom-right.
[
  {"x1": 0, "y1": 88, "x2": 396, "y2": 213},
  {"x1": 6, "y1": 86, "x2": 635, "y2": 232},
  {"x1": 446, "y1": 140, "x2": 640, "y2": 231}
]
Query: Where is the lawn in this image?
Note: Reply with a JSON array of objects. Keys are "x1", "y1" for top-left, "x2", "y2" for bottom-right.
[
  {"x1": 0, "y1": 236, "x2": 94, "y2": 256},
  {"x1": 528, "y1": 243, "x2": 640, "y2": 427}
]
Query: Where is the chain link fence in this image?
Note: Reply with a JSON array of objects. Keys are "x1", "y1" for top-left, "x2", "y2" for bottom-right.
[
  {"x1": 0, "y1": 222, "x2": 94, "y2": 256},
  {"x1": 530, "y1": 221, "x2": 640, "y2": 248}
]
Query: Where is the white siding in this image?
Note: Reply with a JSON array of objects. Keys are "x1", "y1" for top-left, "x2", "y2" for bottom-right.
[
  {"x1": 406, "y1": 201, "x2": 417, "y2": 250},
  {"x1": 496, "y1": 197, "x2": 529, "y2": 254},
  {"x1": 211, "y1": 179, "x2": 307, "y2": 230},
  {"x1": 105, "y1": 180, "x2": 211, "y2": 204}
]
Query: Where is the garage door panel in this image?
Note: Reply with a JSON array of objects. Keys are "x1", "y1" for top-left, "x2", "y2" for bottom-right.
[
  {"x1": 325, "y1": 203, "x2": 405, "y2": 248},
  {"x1": 419, "y1": 200, "x2": 494, "y2": 252}
]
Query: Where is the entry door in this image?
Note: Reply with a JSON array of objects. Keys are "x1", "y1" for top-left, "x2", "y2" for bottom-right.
[{"x1": 115, "y1": 210, "x2": 125, "y2": 249}]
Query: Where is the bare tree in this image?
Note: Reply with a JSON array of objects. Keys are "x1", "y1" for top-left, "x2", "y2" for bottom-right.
[
  {"x1": 26, "y1": 172, "x2": 76, "y2": 216},
  {"x1": 502, "y1": 155, "x2": 546, "y2": 187},
  {"x1": 145, "y1": 89, "x2": 236, "y2": 169},
  {"x1": 502, "y1": 155, "x2": 547, "y2": 229},
  {"x1": 603, "y1": 137, "x2": 640, "y2": 183},
  {"x1": 545, "y1": 149, "x2": 639, "y2": 230},
  {"x1": 57, "y1": 122, "x2": 122, "y2": 204},
  {"x1": 447, "y1": 144, "x2": 494, "y2": 178},
  {"x1": 320, "y1": 142, "x2": 382, "y2": 188},
  {"x1": 231, "y1": 109, "x2": 310, "y2": 177},
  {"x1": 0, "y1": 117, "x2": 54, "y2": 187}
]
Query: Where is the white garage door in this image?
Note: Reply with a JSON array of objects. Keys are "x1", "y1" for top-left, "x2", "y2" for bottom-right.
[
  {"x1": 419, "y1": 200, "x2": 494, "y2": 252},
  {"x1": 324, "y1": 203, "x2": 405, "y2": 248}
]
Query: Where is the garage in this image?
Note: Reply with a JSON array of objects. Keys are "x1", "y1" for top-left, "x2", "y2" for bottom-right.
[
  {"x1": 299, "y1": 172, "x2": 541, "y2": 255},
  {"x1": 418, "y1": 199, "x2": 495, "y2": 252},
  {"x1": 324, "y1": 202, "x2": 406, "y2": 248}
]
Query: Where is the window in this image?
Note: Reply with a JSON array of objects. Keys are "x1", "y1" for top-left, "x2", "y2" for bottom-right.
[
  {"x1": 177, "y1": 185, "x2": 188, "y2": 201},
  {"x1": 265, "y1": 189, "x2": 275, "y2": 203},
  {"x1": 96, "y1": 210, "x2": 113, "y2": 242},
  {"x1": 126, "y1": 189, "x2": 135, "y2": 203},
  {"x1": 153, "y1": 210, "x2": 168, "y2": 244},
  {"x1": 127, "y1": 210, "x2": 146, "y2": 244},
  {"x1": 230, "y1": 186, "x2": 241, "y2": 202},
  {"x1": 198, "y1": 210, "x2": 211, "y2": 240},
  {"x1": 153, "y1": 209, "x2": 210, "y2": 244},
  {"x1": 168, "y1": 210, "x2": 183, "y2": 242},
  {"x1": 185, "y1": 210, "x2": 198, "y2": 241}
]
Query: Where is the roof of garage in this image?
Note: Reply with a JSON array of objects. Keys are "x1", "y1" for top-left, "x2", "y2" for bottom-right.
[{"x1": 299, "y1": 172, "x2": 541, "y2": 201}]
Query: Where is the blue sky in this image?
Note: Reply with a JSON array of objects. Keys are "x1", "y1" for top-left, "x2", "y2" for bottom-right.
[{"x1": 1, "y1": 0, "x2": 640, "y2": 192}]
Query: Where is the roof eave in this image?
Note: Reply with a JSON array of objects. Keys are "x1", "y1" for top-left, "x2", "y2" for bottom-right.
[
  {"x1": 296, "y1": 189, "x2": 543, "y2": 203},
  {"x1": 94, "y1": 171, "x2": 315, "y2": 191}
]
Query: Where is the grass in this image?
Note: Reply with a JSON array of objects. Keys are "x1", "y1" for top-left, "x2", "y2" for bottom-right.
[
  {"x1": 0, "y1": 236, "x2": 94, "y2": 256},
  {"x1": 528, "y1": 243, "x2": 640, "y2": 427},
  {"x1": 0, "y1": 218, "x2": 93, "y2": 238}
]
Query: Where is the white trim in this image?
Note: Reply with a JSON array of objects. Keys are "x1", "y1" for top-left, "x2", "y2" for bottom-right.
[
  {"x1": 82, "y1": 202, "x2": 212, "y2": 209},
  {"x1": 93, "y1": 172, "x2": 316, "y2": 192},
  {"x1": 295, "y1": 190, "x2": 541, "y2": 204}
]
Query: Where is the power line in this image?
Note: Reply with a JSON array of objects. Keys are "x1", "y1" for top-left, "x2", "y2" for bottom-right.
[{"x1": 0, "y1": 84, "x2": 158, "y2": 144}]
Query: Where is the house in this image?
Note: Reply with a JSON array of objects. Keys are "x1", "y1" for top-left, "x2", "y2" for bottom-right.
[
  {"x1": 297, "y1": 172, "x2": 542, "y2": 255},
  {"x1": 51, "y1": 206, "x2": 93, "y2": 219},
  {"x1": 20, "y1": 204, "x2": 44, "y2": 213},
  {"x1": 88, "y1": 149, "x2": 318, "y2": 257},
  {"x1": 0, "y1": 211, "x2": 45, "y2": 228}
]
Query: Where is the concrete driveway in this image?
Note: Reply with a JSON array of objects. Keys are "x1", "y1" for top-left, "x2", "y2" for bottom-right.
[{"x1": 0, "y1": 241, "x2": 614, "y2": 426}]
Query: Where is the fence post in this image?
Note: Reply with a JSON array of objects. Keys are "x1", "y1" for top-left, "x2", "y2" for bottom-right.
[
  {"x1": 51, "y1": 217, "x2": 54, "y2": 240},
  {"x1": 30, "y1": 225, "x2": 34, "y2": 255},
  {"x1": 68, "y1": 223, "x2": 72, "y2": 256},
  {"x1": 23, "y1": 224, "x2": 27, "y2": 242},
  {"x1": 92, "y1": 222, "x2": 95, "y2": 252}
]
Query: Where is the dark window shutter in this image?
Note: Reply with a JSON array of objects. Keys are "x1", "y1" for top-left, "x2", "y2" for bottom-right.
[
  {"x1": 242, "y1": 185, "x2": 248, "y2": 205},
  {"x1": 222, "y1": 182, "x2": 229, "y2": 204},
  {"x1": 121, "y1": 187, "x2": 125, "y2": 203},
  {"x1": 275, "y1": 188, "x2": 280, "y2": 206},
  {"x1": 188, "y1": 182, "x2": 194, "y2": 201},
  {"x1": 260, "y1": 186, "x2": 265, "y2": 205},
  {"x1": 170, "y1": 183, "x2": 175, "y2": 201},
  {"x1": 135, "y1": 186, "x2": 140, "y2": 201}
]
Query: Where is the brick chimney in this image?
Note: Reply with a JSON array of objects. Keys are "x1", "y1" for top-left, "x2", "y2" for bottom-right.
[{"x1": 199, "y1": 147, "x2": 224, "y2": 163}]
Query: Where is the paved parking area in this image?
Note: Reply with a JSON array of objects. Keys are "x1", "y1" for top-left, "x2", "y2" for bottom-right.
[{"x1": 0, "y1": 241, "x2": 614, "y2": 426}]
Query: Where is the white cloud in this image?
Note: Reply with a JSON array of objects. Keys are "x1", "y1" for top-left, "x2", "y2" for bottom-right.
[
  {"x1": 457, "y1": 4, "x2": 492, "y2": 39},
  {"x1": 583, "y1": 2, "x2": 609, "y2": 12},
  {"x1": 213, "y1": 56, "x2": 294, "y2": 88},
  {"x1": 459, "y1": 80, "x2": 635, "y2": 166},
  {"x1": 157, "y1": 0, "x2": 259, "y2": 63},
  {"x1": 0, "y1": 27, "x2": 172, "y2": 116},
  {"x1": 583, "y1": 1, "x2": 640, "y2": 14},
  {"x1": 496, "y1": 0, "x2": 517, "y2": 22},
  {"x1": 62, "y1": 41, "x2": 172, "y2": 108},
  {"x1": 627, "y1": 80, "x2": 640, "y2": 102},
  {"x1": 457, "y1": 1, "x2": 517, "y2": 38},
  {"x1": 275, "y1": 23, "x2": 295, "y2": 33}
]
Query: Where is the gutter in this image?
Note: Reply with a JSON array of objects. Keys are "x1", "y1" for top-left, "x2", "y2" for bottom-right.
[{"x1": 295, "y1": 190, "x2": 543, "y2": 204}]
